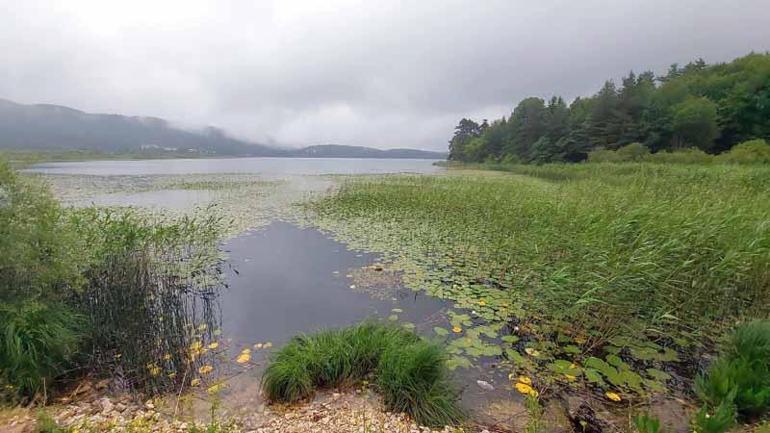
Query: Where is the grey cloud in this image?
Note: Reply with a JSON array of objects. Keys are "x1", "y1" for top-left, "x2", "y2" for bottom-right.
[{"x1": 1, "y1": 0, "x2": 768, "y2": 150}]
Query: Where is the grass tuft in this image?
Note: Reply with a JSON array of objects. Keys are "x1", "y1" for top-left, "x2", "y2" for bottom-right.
[
  {"x1": 0, "y1": 301, "x2": 82, "y2": 402},
  {"x1": 262, "y1": 323, "x2": 463, "y2": 428},
  {"x1": 695, "y1": 320, "x2": 770, "y2": 427}
]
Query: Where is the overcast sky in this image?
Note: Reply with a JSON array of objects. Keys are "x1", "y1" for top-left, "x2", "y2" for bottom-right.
[{"x1": 1, "y1": 0, "x2": 769, "y2": 150}]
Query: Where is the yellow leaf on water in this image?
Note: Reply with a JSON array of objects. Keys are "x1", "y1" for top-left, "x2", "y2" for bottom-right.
[
  {"x1": 236, "y1": 353, "x2": 251, "y2": 364},
  {"x1": 197, "y1": 323, "x2": 207, "y2": 332},
  {"x1": 524, "y1": 347, "x2": 540, "y2": 357},
  {"x1": 517, "y1": 376, "x2": 532, "y2": 385},
  {"x1": 514, "y1": 382, "x2": 539, "y2": 397},
  {"x1": 190, "y1": 378, "x2": 201, "y2": 387},
  {"x1": 240, "y1": 347, "x2": 251, "y2": 354},
  {"x1": 263, "y1": 342, "x2": 273, "y2": 349},
  {"x1": 254, "y1": 343, "x2": 263, "y2": 349},
  {"x1": 207, "y1": 383, "x2": 226, "y2": 395},
  {"x1": 605, "y1": 391, "x2": 622, "y2": 402},
  {"x1": 190, "y1": 341, "x2": 203, "y2": 353},
  {"x1": 198, "y1": 365, "x2": 214, "y2": 375},
  {"x1": 452, "y1": 326, "x2": 462, "y2": 333},
  {"x1": 207, "y1": 342, "x2": 219, "y2": 350}
]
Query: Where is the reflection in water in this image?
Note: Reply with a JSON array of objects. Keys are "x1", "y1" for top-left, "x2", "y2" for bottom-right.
[
  {"x1": 216, "y1": 222, "x2": 518, "y2": 421},
  {"x1": 221, "y1": 222, "x2": 446, "y2": 350}
]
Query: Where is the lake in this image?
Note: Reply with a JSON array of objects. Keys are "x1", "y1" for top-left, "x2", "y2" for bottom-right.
[
  {"x1": 28, "y1": 157, "x2": 443, "y2": 176},
  {"x1": 35, "y1": 157, "x2": 517, "y2": 422}
]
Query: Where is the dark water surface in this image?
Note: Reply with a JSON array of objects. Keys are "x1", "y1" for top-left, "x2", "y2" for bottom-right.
[
  {"x1": 221, "y1": 221, "x2": 446, "y2": 348},
  {"x1": 216, "y1": 222, "x2": 520, "y2": 422}
]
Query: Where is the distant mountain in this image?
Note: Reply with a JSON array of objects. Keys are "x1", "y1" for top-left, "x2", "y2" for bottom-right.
[
  {"x1": 0, "y1": 98, "x2": 445, "y2": 159},
  {"x1": 293, "y1": 144, "x2": 446, "y2": 159},
  {"x1": 0, "y1": 98, "x2": 279, "y2": 156}
]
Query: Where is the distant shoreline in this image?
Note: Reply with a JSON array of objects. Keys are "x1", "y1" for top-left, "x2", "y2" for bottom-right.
[{"x1": 2, "y1": 149, "x2": 446, "y2": 168}]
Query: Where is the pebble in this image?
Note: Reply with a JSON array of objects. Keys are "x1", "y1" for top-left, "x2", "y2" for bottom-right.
[
  {"x1": 28, "y1": 381, "x2": 467, "y2": 433},
  {"x1": 476, "y1": 380, "x2": 495, "y2": 391}
]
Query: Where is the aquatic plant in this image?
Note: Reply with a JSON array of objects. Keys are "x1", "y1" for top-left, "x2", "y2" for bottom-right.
[
  {"x1": 262, "y1": 323, "x2": 464, "y2": 427},
  {"x1": 71, "y1": 207, "x2": 226, "y2": 394},
  {"x1": 310, "y1": 163, "x2": 770, "y2": 396},
  {"x1": 695, "y1": 320, "x2": 770, "y2": 422},
  {"x1": 1, "y1": 157, "x2": 226, "y2": 399}
]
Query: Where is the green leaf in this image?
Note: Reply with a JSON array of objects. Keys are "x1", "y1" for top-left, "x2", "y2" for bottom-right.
[{"x1": 433, "y1": 326, "x2": 449, "y2": 336}]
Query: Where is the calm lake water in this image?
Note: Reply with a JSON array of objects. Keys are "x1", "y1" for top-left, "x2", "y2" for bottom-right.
[
  {"x1": 29, "y1": 157, "x2": 443, "y2": 176},
  {"x1": 219, "y1": 222, "x2": 515, "y2": 419},
  {"x1": 222, "y1": 222, "x2": 447, "y2": 350}
]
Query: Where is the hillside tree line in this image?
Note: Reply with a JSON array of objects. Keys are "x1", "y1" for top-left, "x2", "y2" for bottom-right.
[{"x1": 448, "y1": 53, "x2": 770, "y2": 163}]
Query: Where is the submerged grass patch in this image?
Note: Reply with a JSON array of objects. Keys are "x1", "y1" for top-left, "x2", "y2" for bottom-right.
[
  {"x1": 310, "y1": 163, "x2": 770, "y2": 398},
  {"x1": 262, "y1": 323, "x2": 464, "y2": 428}
]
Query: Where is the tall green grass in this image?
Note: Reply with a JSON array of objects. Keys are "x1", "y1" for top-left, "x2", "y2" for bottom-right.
[
  {"x1": 313, "y1": 163, "x2": 770, "y2": 368},
  {"x1": 1, "y1": 157, "x2": 225, "y2": 401},
  {"x1": 0, "y1": 301, "x2": 82, "y2": 401},
  {"x1": 262, "y1": 323, "x2": 464, "y2": 427}
]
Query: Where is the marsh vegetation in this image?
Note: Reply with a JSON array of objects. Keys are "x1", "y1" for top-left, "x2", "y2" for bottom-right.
[
  {"x1": 3, "y1": 153, "x2": 769, "y2": 432},
  {"x1": 311, "y1": 162, "x2": 770, "y2": 428},
  {"x1": 0, "y1": 158, "x2": 225, "y2": 403}
]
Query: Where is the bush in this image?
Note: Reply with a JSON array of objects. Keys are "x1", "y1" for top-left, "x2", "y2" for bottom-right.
[
  {"x1": 646, "y1": 148, "x2": 713, "y2": 164},
  {"x1": 0, "y1": 301, "x2": 82, "y2": 402},
  {"x1": 588, "y1": 143, "x2": 650, "y2": 162},
  {"x1": 718, "y1": 139, "x2": 770, "y2": 164},
  {"x1": 262, "y1": 323, "x2": 463, "y2": 427},
  {"x1": 0, "y1": 158, "x2": 84, "y2": 304},
  {"x1": 695, "y1": 320, "x2": 770, "y2": 424}
]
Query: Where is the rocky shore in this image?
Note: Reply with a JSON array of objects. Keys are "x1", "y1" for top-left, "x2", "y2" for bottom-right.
[{"x1": 1, "y1": 381, "x2": 465, "y2": 433}]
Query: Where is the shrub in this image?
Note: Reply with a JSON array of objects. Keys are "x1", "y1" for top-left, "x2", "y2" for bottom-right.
[
  {"x1": 588, "y1": 143, "x2": 650, "y2": 162},
  {"x1": 0, "y1": 158, "x2": 84, "y2": 304},
  {"x1": 262, "y1": 323, "x2": 463, "y2": 427},
  {"x1": 616, "y1": 142, "x2": 651, "y2": 161},
  {"x1": 646, "y1": 148, "x2": 713, "y2": 164},
  {"x1": 0, "y1": 301, "x2": 82, "y2": 402},
  {"x1": 718, "y1": 139, "x2": 770, "y2": 164},
  {"x1": 695, "y1": 320, "x2": 770, "y2": 425}
]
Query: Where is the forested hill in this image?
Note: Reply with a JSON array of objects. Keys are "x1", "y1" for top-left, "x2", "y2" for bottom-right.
[
  {"x1": 448, "y1": 53, "x2": 770, "y2": 163},
  {"x1": 0, "y1": 98, "x2": 280, "y2": 156},
  {"x1": 0, "y1": 99, "x2": 443, "y2": 159}
]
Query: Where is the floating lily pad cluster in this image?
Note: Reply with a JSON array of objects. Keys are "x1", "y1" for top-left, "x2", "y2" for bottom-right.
[{"x1": 309, "y1": 167, "x2": 770, "y2": 400}]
